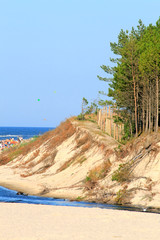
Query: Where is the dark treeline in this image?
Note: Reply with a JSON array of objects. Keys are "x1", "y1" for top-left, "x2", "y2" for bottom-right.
[{"x1": 98, "y1": 18, "x2": 160, "y2": 139}]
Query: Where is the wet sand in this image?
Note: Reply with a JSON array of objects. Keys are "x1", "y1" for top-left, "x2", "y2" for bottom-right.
[{"x1": 0, "y1": 203, "x2": 160, "y2": 240}]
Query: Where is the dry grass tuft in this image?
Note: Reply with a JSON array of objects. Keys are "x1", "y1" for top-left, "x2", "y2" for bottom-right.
[
  {"x1": 0, "y1": 154, "x2": 10, "y2": 165},
  {"x1": 20, "y1": 150, "x2": 57, "y2": 177},
  {"x1": 88, "y1": 160, "x2": 111, "y2": 181},
  {"x1": 57, "y1": 158, "x2": 75, "y2": 172},
  {"x1": 36, "y1": 152, "x2": 51, "y2": 165},
  {"x1": 20, "y1": 172, "x2": 32, "y2": 178},
  {"x1": 0, "y1": 120, "x2": 75, "y2": 166},
  {"x1": 112, "y1": 162, "x2": 133, "y2": 182},
  {"x1": 105, "y1": 149, "x2": 114, "y2": 157},
  {"x1": 99, "y1": 144, "x2": 106, "y2": 151},
  {"x1": 81, "y1": 142, "x2": 91, "y2": 153},
  {"x1": 56, "y1": 131, "x2": 94, "y2": 172},
  {"x1": 115, "y1": 186, "x2": 128, "y2": 205},
  {"x1": 33, "y1": 149, "x2": 40, "y2": 158},
  {"x1": 46, "y1": 120, "x2": 76, "y2": 151},
  {"x1": 85, "y1": 160, "x2": 111, "y2": 190},
  {"x1": 75, "y1": 133, "x2": 90, "y2": 148},
  {"x1": 23, "y1": 149, "x2": 41, "y2": 168},
  {"x1": 74, "y1": 156, "x2": 87, "y2": 165}
]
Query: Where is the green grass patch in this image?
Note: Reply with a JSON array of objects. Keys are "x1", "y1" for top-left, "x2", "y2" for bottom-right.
[
  {"x1": 73, "y1": 156, "x2": 87, "y2": 165},
  {"x1": 115, "y1": 188, "x2": 127, "y2": 205},
  {"x1": 84, "y1": 160, "x2": 111, "y2": 190},
  {"x1": 76, "y1": 196, "x2": 85, "y2": 201},
  {"x1": 112, "y1": 162, "x2": 132, "y2": 182}
]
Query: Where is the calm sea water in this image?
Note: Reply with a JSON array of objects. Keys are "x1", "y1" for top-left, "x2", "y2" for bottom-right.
[
  {"x1": 0, "y1": 127, "x2": 54, "y2": 140},
  {"x1": 0, "y1": 186, "x2": 147, "y2": 212}
]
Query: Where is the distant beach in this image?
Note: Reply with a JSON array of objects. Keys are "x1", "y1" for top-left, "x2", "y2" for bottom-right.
[
  {"x1": 0, "y1": 126, "x2": 54, "y2": 151},
  {"x1": 0, "y1": 126, "x2": 53, "y2": 140}
]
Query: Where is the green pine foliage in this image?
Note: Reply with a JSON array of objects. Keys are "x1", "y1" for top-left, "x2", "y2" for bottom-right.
[{"x1": 98, "y1": 18, "x2": 160, "y2": 138}]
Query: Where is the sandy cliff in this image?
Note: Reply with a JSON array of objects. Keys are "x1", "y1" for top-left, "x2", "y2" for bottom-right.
[{"x1": 0, "y1": 118, "x2": 160, "y2": 210}]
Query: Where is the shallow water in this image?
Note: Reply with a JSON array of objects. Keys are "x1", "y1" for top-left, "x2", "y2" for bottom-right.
[{"x1": 0, "y1": 186, "x2": 154, "y2": 213}]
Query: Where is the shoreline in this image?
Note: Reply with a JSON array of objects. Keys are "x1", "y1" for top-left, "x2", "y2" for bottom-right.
[{"x1": 0, "y1": 182, "x2": 160, "y2": 214}]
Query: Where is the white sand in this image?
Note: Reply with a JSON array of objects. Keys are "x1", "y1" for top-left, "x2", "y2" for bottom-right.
[{"x1": 0, "y1": 203, "x2": 160, "y2": 240}]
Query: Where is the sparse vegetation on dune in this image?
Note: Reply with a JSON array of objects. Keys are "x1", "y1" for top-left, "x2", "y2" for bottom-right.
[
  {"x1": 115, "y1": 187, "x2": 128, "y2": 205},
  {"x1": 112, "y1": 163, "x2": 132, "y2": 183},
  {"x1": 0, "y1": 117, "x2": 160, "y2": 209},
  {"x1": 85, "y1": 160, "x2": 111, "y2": 190},
  {"x1": 0, "y1": 120, "x2": 75, "y2": 166}
]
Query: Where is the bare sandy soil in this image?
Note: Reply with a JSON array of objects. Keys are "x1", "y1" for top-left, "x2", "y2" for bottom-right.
[
  {"x1": 0, "y1": 119, "x2": 118, "y2": 202},
  {"x1": 0, "y1": 203, "x2": 160, "y2": 240}
]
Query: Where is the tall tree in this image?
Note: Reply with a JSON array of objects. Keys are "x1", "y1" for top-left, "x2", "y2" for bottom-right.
[{"x1": 98, "y1": 18, "x2": 160, "y2": 138}]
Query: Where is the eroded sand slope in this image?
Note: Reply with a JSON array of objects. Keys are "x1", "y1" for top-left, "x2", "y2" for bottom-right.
[{"x1": 0, "y1": 118, "x2": 160, "y2": 209}]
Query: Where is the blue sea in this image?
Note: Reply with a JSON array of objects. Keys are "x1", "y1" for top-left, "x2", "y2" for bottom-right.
[{"x1": 0, "y1": 127, "x2": 54, "y2": 141}]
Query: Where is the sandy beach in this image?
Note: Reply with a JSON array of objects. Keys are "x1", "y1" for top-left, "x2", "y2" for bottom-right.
[{"x1": 0, "y1": 203, "x2": 160, "y2": 240}]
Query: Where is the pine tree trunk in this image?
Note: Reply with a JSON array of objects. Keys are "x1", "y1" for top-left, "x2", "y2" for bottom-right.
[
  {"x1": 145, "y1": 96, "x2": 149, "y2": 132},
  {"x1": 151, "y1": 84, "x2": 154, "y2": 131},
  {"x1": 155, "y1": 75, "x2": 159, "y2": 132},
  {"x1": 133, "y1": 76, "x2": 138, "y2": 136},
  {"x1": 142, "y1": 96, "x2": 145, "y2": 132},
  {"x1": 149, "y1": 86, "x2": 152, "y2": 133}
]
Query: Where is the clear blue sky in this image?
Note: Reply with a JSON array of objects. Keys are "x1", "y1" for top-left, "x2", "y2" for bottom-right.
[{"x1": 0, "y1": 0, "x2": 159, "y2": 127}]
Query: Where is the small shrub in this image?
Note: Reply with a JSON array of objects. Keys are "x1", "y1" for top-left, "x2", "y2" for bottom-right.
[
  {"x1": 112, "y1": 163, "x2": 131, "y2": 182},
  {"x1": 84, "y1": 160, "x2": 111, "y2": 190},
  {"x1": 77, "y1": 114, "x2": 85, "y2": 120},
  {"x1": 76, "y1": 196, "x2": 85, "y2": 201},
  {"x1": 91, "y1": 160, "x2": 111, "y2": 180},
  {"x1": 115, "y1": 188, "x2": 127, "y2": 205},
  {"x1": 84, "y1": 176, "x2": 96, "y2": 190},
  {"x1": 85, "y1": 176, "x2": 91, "y2": 182},
  {"x1": 88, "y1": 119, "x2": 96, "y2": 123}
]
